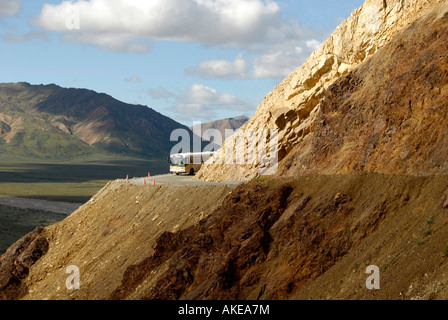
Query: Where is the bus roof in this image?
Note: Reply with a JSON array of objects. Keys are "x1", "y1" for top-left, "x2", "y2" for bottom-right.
[{"x1": 170, "y1": 151, "x2": 216, "y2": 157}]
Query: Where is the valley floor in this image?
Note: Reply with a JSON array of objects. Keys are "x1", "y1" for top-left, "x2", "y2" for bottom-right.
[
  {"x1": 0, "y1": 204, "x2": 67, "y2": 255},
  {"x1": 0, "y1": 197, "x2": 81, "y2": 215}
]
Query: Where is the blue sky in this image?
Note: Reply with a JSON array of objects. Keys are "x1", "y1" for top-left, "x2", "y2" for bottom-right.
[{"x1": 0, "y1": 0, "x2": 363, "y2": 126}]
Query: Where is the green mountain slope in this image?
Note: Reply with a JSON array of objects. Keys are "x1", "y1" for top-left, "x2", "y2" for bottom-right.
[{"x1": 0, "y1": 82, "x2": 191, "y2": 160}]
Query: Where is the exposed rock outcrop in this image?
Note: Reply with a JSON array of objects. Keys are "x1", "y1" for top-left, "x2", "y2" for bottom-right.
[
  {"x1": 0, "y1": 227, "x2": 48, "y2": 300},
  {"x1": 196, "y1": 0, "x2": 446, "y2": 182},
  {"x1": 279, "y1": 3, "x2": 448, "y2": 176},
  {"x1": 110, "y1": 174, "x2": 448, "y2": 300}
]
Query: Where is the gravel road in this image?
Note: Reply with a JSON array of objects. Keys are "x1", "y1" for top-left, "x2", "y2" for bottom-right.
[{"x1": 125, "y1": 173, "x2": 242, "y2": 188}]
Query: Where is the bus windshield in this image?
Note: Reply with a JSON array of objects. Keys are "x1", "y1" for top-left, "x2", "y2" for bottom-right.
[
  {"x1": 170, "y1": 155, "x2": 186, "y2": 166},
  {"x1": 169, "y1": 152, "x2": 216, "y2": 175}
]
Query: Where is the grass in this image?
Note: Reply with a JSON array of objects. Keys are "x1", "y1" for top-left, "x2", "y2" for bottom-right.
[
  {"x1": 0, "y1": 156, "x2": 170, "y2": 252},
  {"x1": 0, "y1": 181, "x2": 109, "y2": 203},
  {"x1": 0, "y1": 156, "x2": 169, "y2": 202}
]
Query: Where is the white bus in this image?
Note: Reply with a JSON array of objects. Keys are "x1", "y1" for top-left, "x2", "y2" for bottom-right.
[{"x1": 169, "y1": 152, "x2": 215, "y2": 175}]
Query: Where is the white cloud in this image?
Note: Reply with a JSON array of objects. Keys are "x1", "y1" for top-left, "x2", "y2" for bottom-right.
[
  {"x1": 179, "y1": 84, "x2": 247, "y2": 106},
  {"x1": 252, "y1": 52, "x2": 293, "y2": 78},
  {"x1": 185, "y1": 54, "x2": 250, "y2": 79},
  {"x1": 246, "y1": 22, "x2": 322, "y2": 78},
  {"x1": 252, "y1": 47, "x2": 311, "y2": 78},
  {"x1": 33, "y1": 0, "x2": 283, "y2": 53},
  {"x1": 124, "y1": 75, "x2": 141, "y2": 83},
  {"x1": 187, "y1": 37, "x2": 323, "y2": 80},
  {"x1": 28, "y1": 0, "x2": 324, "y2": 79},
  {"x1": 306, "y1": 39, "x2": 321, "y2": 50},
  {"x1": 183, "y1": 11, "x2": 323, "y2": 79},
  {"x1": 27, "y1": 0, "x2": 325, "y2": 81},
  {"x1": 0, "y1": 0, "x2": 21, "y2": 17},
  {"x1": 61, "y1": 32, "x2": 153, "y2": 54},
  {"x1": 170, "y1": 84, "x2": 254, "y2": 122}
]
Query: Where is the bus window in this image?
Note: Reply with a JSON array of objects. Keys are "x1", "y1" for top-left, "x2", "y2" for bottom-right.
[{"x1": 169, "y1": 152, "x2": 215, "y2": 175}]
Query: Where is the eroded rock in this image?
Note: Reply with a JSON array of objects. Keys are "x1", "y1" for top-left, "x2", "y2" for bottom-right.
[{"x1": 196, "y1": 0, "x2": 445, "y2": 182}]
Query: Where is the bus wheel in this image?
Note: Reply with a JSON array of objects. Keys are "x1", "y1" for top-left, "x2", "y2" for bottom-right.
[
  {"x1": 176, "y1": 172, "x2": 180, "y2": 176},
  {"x1": 189, "y1": 168, "x2": 195, "y2": 175}
]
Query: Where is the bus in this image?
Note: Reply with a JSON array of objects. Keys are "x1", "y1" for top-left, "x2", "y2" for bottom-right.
[{"x1": 169, "y1": 152, "x2": 215, "y2": 175}]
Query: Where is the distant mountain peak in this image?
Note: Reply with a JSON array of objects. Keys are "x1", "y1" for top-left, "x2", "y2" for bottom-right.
[
  {"x1": 190, "y1": 115, "x2": 250, "y2": 145},
  {"x1": 0, "y1": 82, "x2": 191, "y2": 160}
]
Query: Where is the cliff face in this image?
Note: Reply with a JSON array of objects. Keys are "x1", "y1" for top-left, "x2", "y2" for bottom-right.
[
  {"x1": 196, "y1": 0, "x2": 445, "y2": 182},
  {"x1": 278, "y1": 6, "x2": 448, "y2": 176}
]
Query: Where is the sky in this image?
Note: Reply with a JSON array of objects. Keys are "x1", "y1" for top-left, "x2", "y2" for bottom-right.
[{"x1": 0, "y1": 0, "x2": 364, "y2": 126}]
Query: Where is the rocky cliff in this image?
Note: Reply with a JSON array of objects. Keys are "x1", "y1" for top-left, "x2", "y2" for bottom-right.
[
  {"x1": 278, "y1": 5, "x2": 448, "y2": 176},
  {"x1": 196, "y1": 0, "x2": 446, "y2": 182}
]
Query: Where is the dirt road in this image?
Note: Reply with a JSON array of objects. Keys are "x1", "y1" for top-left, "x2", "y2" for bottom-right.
[{"x1": 126, "y1": 173, "x2": 242, "y2": 188}]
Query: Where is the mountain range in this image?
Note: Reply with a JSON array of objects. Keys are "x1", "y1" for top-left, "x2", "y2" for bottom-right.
[
  {"x1": 190, "y1": 115, "x2": 249, "y2": 146},
  {"x1": 0, "y1": 82, "x2": 192, "y2": 160}
]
